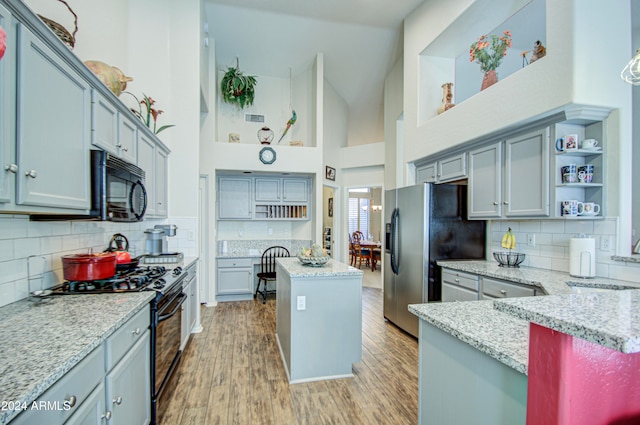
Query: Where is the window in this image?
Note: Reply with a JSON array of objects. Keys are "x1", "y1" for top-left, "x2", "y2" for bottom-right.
[{"x1": 348, "y1": 194, "x2": 370, "y2": 239}]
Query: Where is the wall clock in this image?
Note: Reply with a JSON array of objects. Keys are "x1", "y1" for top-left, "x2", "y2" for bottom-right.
[{"x1": 259, "y1": 147, "x2": 276, "y2": 164}]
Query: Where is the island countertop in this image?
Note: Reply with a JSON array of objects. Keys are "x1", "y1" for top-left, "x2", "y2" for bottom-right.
[
  {"x1": 276, "y1": 257, "x2": 364, "y2": 278},
  {"x1": 0, "y1": 292, "x2": 154, "y2": 425}
]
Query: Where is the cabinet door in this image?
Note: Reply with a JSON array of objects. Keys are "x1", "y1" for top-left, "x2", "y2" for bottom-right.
[
  {"x1": 118, "y1": 114, "x2": 138, "y2": 164},
  {"x1": 181, "y1": 278, "x2": 191, "y2": 349},
  {"x1": 255, "y1": 178, "x2": 280, "y2": 201},
  {"x1": 105, "y1": 331, "x2": 150, "y2": 425},
  {"x1": 283, "y1": 178, "x2": 307, "y2": 202},
  {"x1": 137, "y1": 133, "x2": 156, "y2": 216},
  {"x1": 504, "y1": 128, "x2": 549, "y2": 217},
  {"x1": 439, "y1": 152, "x2": 467, "y2": 182},
  {"x1": 442, "y1": 283, "x2": 478, "y2": 302},
  {"x1": 217, "y1": 267, "x2": 253, "y2": 294},
  {"x1": 155, "y1": 145, "x2": 169, "y2": 218},
  {"x1": 91, "y1": 90, "x2": 119, "y2": 155},
  {"x1": 218, "y1": 177, "x2": 251, "y2": 219},
  {"x1": 16, "y1": 25, "x2": 90, "y2": 210},
  {"x1": 64, "y1": 383, "x2": 105, "y2": 425},
  {"x1": 189, "y1": 273, "x2": 198, "y2": 331},
  {"x1": 416, "y1": 162, "x2": 437, "y2": 183},
  {"x1": 0, "y1": 4, "x2": 15, "y2": 204},
  {"x1": 468, "y1": 142, "x2": 502, "y2": 219}
]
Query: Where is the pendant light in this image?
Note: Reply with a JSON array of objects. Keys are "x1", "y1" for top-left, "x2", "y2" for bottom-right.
[{"x1": 621, "y1": 48, "x2": 640, "y2": 85}]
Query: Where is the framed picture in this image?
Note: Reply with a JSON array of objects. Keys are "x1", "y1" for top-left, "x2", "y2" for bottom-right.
[
  {"x1": 328, "y1": 198, "x2": 333, "y2": 217},
  {"x1": 325, "y1": 166, "x2": 336, "y2": 181}
]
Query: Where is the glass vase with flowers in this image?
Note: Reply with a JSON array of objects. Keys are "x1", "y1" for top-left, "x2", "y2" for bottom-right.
[{"x1": 469, "y1": 30, "x2": 512, "y2": 90}]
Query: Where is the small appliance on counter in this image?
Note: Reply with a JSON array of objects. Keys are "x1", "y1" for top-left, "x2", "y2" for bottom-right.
[
  {"x1": 569, "y1": 235, "x2": 596, "y2": 278},
  {"x1": 142, "y1": 225, "x2": 183, "y2": 264}
]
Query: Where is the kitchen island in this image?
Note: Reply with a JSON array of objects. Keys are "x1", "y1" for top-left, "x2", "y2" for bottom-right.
[
  {"x1": 410, "y1": 260, "x2": 640, "y2": 425},
  {"x1": 275, "y1": 257, "x2": 363, "y2": 383}
]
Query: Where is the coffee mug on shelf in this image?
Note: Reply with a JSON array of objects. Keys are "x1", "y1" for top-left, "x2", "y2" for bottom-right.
[
  {"x1": 577, "y1": 164, "x2": 594, "y2": 183},
  {"x1": 580, "y1": 139, "x2": 599, "y2": 149},
  {"x1": 561, "y1": 164, "x2": 578, "y2": 183},
  {"x1": 561, "y1": 200, "x2": 583, "y2": 217},
  {"x1": 556, "y1": 134, "x2": 579, "y2": 152},
  {"x1": 578, "y1": 202, "x2": 600, "y2": 216}
]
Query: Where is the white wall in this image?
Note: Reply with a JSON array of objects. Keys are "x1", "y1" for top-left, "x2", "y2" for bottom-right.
[
  {"x1": 384, "y1": 57, "x2": 403, "y2": 190},
  {"x1": 403, "y1": 0, "x2": 634, "y2": 255}
]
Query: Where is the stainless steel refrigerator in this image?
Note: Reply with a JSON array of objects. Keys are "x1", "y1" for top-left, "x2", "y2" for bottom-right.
[{"x1": 384, "y1": 183, "x2": 486, "y2": 337}]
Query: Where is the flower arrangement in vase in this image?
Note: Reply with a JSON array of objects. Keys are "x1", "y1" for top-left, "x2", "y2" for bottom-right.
[
  {"x1": 0, "y1": 26, "x2": 6, "y2": 61},
  {"x1": 125, "y1": 92, "x2": 175, "y2": 135},
  {"x1": 469, "y1": 30, "x2": 512, "y2": 90}
]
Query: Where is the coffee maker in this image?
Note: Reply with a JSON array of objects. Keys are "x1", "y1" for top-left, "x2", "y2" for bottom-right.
[{"x1": 144, "y1": 224, "x2": 177, "y2": 256}]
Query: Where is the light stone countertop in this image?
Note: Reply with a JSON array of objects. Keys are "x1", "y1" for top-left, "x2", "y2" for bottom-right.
[
  {"x1": 408, "y1": 300, "x2": 530, "y2": 374},
  {"x1": 408, "y1": 260, "x2": 640, "y2": 375},
  {"x1": 276, "y1": 257, "x2": 363, "y2": 278},
  {"x1": 0, "y1": 292, "x2": 154, "y2": 425}
]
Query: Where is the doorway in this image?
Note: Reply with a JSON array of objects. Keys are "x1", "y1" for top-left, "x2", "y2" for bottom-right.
[
  {"x1": 348, "y1": 186, "x2": 383, "y2": 289},
  {"x1": 322, "y1": 186, "x2": 335, "y2": 258}
]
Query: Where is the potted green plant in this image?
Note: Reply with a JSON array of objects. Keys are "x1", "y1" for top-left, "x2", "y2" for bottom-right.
[{"x1": 220, "y1": 61, "x2": 257, "y2": 109}]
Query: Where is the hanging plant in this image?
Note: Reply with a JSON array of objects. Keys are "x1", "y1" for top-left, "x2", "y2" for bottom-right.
[{"x1": 220, "y1": 59, "x2": 257, "y2": 109}]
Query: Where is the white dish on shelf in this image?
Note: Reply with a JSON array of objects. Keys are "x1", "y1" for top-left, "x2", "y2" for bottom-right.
[{"x1": 580, "y1": 147, "x2": 602, "y2": 152}]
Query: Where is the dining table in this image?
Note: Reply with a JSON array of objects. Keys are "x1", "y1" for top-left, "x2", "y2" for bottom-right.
[{"x1": 358, "y1": 240, "x2": 382, "y2": 271}]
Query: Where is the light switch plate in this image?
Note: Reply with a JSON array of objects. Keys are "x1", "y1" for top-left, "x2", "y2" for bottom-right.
[{"x1": 297, "y1": 296, "x2": 306, "y2": 310}]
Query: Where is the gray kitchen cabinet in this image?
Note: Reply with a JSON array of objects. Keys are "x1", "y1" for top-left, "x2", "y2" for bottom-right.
[
  {"x1": 416, "y1": 152, "x2": 467, "y2": 184},
  {"x1": 63, "y1": 383, "x2": 105, "y2": 425},
  {"x1": 255, "y1": 177, "x2": 281, "y2": 202},
  {"x1": 468, "y1": 142, "x2": 502, "y2": 218},
  {"x1": 282, "y1": 178, "x2": 308, "y2": 202},
  {"x1": 441, "y1": 268, "x2": 479, "y2": 302},
  {"x1": 216, "y1": 258, "x2": 253, "y2": 295},
  {"x1": 0, "y1": 3, "x2": 15, "y2": 204},
  {"x1": 138, "y1": 133, "x2": 169, "y2": 218},
  {"x1": 218, "y1": 177, "x2": 252, "y2": 219},
  {"x1": 105, "y1": 331, "x2": 150, "y2": 425},
  {"x1": 254, "y1": 177, "x2": 308, "y2": 203},
  {"x1": 181, "y1": 262, "x2": 198, "y2": 349},
  {"x1": 92, "y1": 91, "x2": 137, "y2": 165},
  {"x1": 480, "y1": 276, "x2": 537, "y2": 299},
  {"x1": 15, "y1": 22, "x2": 91, "y2": 210},
  {"x1": 468, "y1": 128, "x2": 549, "y2": 219}
]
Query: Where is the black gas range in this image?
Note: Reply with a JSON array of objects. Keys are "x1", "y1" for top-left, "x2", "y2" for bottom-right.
[{"x1": 53, "y1": 264, "x2": 188, "y2": 425}]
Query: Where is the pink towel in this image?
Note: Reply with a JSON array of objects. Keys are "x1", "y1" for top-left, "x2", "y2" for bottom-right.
[{"x1": 0, "y1": 26, "x2": 6, "y2": 60}]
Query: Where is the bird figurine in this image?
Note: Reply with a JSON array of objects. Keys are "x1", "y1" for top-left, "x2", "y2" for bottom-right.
[
  {"x1": 530, "y1": 40, "x2": 546, "y2": 63},
  {"x1": 276, "y1": 110, "x2": 297, "y2": 144}
]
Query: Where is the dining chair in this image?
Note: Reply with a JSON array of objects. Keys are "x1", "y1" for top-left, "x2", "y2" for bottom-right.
[
  {"x1": 351, "y1": 231, "x2": 371, "y2": 269},
  {"x1": 348, "y1": 233, "x2": 356, "y2": 266},
  {"x1": 255, "y1": 246, "x2": 290, "y2": 304}
]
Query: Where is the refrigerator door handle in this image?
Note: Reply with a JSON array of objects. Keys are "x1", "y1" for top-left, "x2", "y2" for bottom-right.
[{"x1": 391, "y1": 208, "x2": 400, "y2": 274}]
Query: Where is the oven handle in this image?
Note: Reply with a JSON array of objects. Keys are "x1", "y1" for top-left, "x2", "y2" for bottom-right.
[{"x1": 158, "y1": 292, "x2": 186, "y2": 322}]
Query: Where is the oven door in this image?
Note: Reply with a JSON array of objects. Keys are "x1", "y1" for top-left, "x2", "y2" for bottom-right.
[{"x1": 155, "y1": 290, "x2": 186, "y2": 398}]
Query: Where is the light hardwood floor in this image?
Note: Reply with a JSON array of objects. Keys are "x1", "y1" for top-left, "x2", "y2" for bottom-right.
[{"x1": 159, "y1": 283, "x2": 418, "y2": 425}]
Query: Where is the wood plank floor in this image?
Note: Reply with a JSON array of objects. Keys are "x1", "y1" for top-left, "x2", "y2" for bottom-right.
[{"x1": 158, "y1": 286, "x2": 418, "y2": 425}]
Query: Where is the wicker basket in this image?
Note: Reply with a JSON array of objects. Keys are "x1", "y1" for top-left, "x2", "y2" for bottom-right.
[{"x1": 37, "y1": 0, "x2": 78, "y2": 49}]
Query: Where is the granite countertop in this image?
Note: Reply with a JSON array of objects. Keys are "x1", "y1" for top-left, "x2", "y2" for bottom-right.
[
  {"x1": 0, "y1": 292, "x2": 154, "y2": 425},
  {"x1": 409, "y1": 260, "x2": 640, "y2": 375},
  {"x1": 408, "y1": 301, "x2": 530, "y2": 374},
  {"x1": 276, "y1": 257, "x2": 363, "y2": 278}
]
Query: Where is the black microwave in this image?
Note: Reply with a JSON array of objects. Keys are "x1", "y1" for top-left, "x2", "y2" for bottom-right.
[
  {"x1": 91, "y1": 150, "x2": 147, "y2": 222},
  {"x1": 30, "y1": 150, "x2": 147, "y2": 222}
]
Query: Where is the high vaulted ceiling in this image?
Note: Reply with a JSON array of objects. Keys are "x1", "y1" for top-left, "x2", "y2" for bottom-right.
[{"x1": 204, "y1": 0, "x2": 425, "y2": 146}]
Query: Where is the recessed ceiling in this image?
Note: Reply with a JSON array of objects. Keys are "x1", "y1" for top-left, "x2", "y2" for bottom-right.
[{"x1": 204, "y1": 0, "x2": 424, "y2": 146}]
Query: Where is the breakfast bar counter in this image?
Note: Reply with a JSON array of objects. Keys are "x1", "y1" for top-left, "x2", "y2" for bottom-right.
[{"x1": 275, "y1": 257, "x2": 363, "y2": 383}]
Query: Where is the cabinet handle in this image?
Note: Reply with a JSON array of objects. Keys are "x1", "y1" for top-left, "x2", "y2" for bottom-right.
[
  {"x1": 500, "y1": 289, "x2": 507, "y2": 295},
  {"x1": 131, "y1": 328, "x2": 141, "y2": 335},
  {"x1": 493, "y1": 201, "x2": 499, "y2": 206},
  {"x1": 116, "y1": 143, "x2": 123, "y2": 148},
  {"x1": 503, "y1": 201, "x2": 509, "y2": 205},
  {"x1": 122, "y1": 146, "x2": 128, "y2": 152},
  {"x1": 25, "y1": 170, "x2": 38, "y2": 178},
  {"x1": 102, "y1": 411, "x2": 112, "y2": 420},
  {"x1": 65, "y1": 395, "x2": 77, "y2": 408},
  {"x1": 454, "y1": 278, "x2": 459, "y2": 282},
  {"x1": 4, "y1": 164, "x2": 17, "y2": 173},
  {"x1": 113, "y1": 396, "x2": 123, "y2": 405}
]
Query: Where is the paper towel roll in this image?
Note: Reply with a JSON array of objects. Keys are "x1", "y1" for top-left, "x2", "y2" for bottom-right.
[{"x1": 569, "y1": 237, "x2": 596, "y2": 278}]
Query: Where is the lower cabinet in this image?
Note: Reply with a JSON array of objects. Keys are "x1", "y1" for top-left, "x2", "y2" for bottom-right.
[
  {"x1": 181, "y1": 262, "x2": 199, "y2": 349},
  {"x1": 441, "y1": 269, "x2": 479, "y2": 302},
  {"x1": 9, "y1": 306, "x2": 151, "y2": 425},
  {"x1": 216, "y1": 258, "x2": 253, "y2": 296},
  {"x1": 480, "y1": 277, "x2": 537, "y2": 299}
]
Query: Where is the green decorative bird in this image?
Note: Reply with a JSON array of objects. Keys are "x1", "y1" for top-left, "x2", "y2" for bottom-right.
[{"x1": 277, "y1": 110, "x2": 297, "y2": 144}]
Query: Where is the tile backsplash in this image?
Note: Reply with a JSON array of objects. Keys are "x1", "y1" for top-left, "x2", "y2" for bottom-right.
[
  {"x1": 490, "y1": 218, "x2": 640, "y2": 282},
  {"x1": 0, "y1": 215, "x2": 197, "y2": 307}
]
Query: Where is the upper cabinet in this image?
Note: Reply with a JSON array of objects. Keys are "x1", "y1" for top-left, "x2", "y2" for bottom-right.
[
  {"x1": 218, "y1": 175, "x2": 310, "y2": 220},
  {"x1": 0, "y1": 0, "x2": 171, "y2": 217},
  {"x1": 15, "y1": 22, "x2": 91, "y2": 210},
  {"x1": 468, "y1": 127, "x2": 550, "y2": 219},
  {"x1": 138, "y1": 132, "x2": 169, "y2": 218},
  {"x1": 416, "y1": 152, "x2": 467, "y2": 184}
]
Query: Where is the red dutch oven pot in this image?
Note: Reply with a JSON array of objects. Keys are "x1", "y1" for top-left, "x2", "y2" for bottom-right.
[{"x1": 62, "y1": 252, "x2": 117, "y2": 281}]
